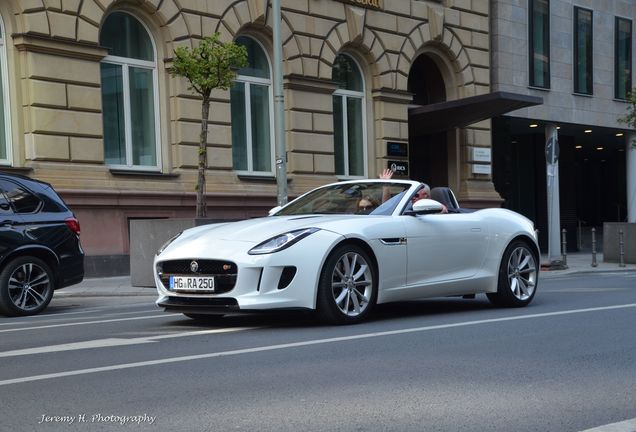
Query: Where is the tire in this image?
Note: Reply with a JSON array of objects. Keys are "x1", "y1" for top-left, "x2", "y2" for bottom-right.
[
  {"x1": 0, "y1": 256, "x2": 55, "y2": 317},
  {"x1": 487, "y1": 240, "x2": 538, "y2": 307},
  {"x1": 183, "y1": 313, "x2": 225, "y2": 322},
  {"x1": 316, "y1": 244, "x2": 377, "y2": 324}
]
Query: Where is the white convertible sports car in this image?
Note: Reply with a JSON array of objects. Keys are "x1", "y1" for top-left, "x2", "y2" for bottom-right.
[{"x1": 154, "y1": 179, "x2": 539, "y2": 324}]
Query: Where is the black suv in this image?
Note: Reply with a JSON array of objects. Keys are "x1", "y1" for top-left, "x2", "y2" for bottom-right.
[{"x1": 0, "y1": 172, "x2": 84, "y2": 316}]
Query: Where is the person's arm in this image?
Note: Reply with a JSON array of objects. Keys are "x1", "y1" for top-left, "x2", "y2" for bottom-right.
[{"x1": 379, "y1": 169, "x2": 393, "y2": 202}]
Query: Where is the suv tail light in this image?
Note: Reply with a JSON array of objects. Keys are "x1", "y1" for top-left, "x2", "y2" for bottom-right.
[{"x1": 65, "y1": 217, "x2": 81, "y2": 235}]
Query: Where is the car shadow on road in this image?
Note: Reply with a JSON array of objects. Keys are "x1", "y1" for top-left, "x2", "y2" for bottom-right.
[{"x1": 162, "y1": 295, "x2": 511, "y2": 329}]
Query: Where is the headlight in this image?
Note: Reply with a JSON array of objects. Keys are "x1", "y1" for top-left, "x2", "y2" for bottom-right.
[
  {"x1": 248, "y1": 228, "x2": 319, "y2": 255},
  {"x1": 156, "y1": 232, "x2": 182, "y2": 256}
]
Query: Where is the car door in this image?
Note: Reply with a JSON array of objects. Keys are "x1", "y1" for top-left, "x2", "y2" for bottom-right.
[{"x1": 402, "y1": 211, "x2": 490, "y2": 295}]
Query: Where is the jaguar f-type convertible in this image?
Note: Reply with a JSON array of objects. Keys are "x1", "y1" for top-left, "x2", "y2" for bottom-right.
[{"x1": 154, "y1": 180, "x2": 539, "y2": 324}]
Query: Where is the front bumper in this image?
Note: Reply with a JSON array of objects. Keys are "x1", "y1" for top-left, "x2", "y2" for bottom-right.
[{"x1": 154, "y1": 230, "x2": 343, "y2": 313}]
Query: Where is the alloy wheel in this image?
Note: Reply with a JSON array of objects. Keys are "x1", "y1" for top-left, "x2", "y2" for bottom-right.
[
  {"x1": 331, "y1": 252, "x2": 373, "y2": 317},
  {"x1": 8, "y1": 263, "x2": 52, "y2": 312},
  {"x1": 506, "y1": 246, "x2": 537, "y2": 301}
]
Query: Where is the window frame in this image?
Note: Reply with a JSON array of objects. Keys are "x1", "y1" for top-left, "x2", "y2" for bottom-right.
[
  {"x1": 573, "y1": 6, "x2": 594, "y2": 95},
  {"x1": 332, "y1": 53, "x2": 368, "y2": 179},
  {"x1": 528, "y1": 0, "x2": 551, "y2": 89},
  {"x1": 0, "y1": 15, "x2": 12, "y2": 165},
  {"x1": 614, "y1": 16, "x2": 632, "y2": 100},
  {"x1": 100, "y1": 11, "x2": 162, "y2": 171},
  {"x1": 231, "y1": 36, "x2": 275, "y2": 176}
]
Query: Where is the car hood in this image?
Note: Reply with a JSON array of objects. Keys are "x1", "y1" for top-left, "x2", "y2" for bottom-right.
[{"x1": 175, "y1": 215, "x2": 357, "y2": 245}]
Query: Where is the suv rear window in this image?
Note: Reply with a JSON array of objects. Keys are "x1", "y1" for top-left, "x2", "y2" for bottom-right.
[{"x1": 0, "y1": 180, "x2": 41, "y2": 213}]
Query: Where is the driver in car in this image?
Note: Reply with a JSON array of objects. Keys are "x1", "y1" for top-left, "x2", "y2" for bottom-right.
[{"x1": 379, "y1": 169, "x2": 448, "y2": 213}]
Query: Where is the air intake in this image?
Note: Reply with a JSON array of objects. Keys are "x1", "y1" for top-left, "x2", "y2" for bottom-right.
[{"x1": 277, "y1": 266, "x2": 297, "y2": 290}]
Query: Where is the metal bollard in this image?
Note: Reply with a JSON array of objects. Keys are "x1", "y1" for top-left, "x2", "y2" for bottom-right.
[
  {"x1": 561, "y1": 228, "x2": 568, "y2": 266},
  {"x1": 591, "y1": 227, "x2": 598, "y2": 267},
  {"x1": 619, "y1": 229, "x2": 626, "y2": 268}
]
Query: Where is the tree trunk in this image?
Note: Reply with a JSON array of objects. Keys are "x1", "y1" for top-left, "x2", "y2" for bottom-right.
[{"x1": 197, "y1": 96, "x2": 211, "y2": 218}]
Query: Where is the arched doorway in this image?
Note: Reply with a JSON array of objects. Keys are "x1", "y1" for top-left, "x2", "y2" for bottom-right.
[{"x1": 408, "y1": 54, "x2": 449, "y2": 188}]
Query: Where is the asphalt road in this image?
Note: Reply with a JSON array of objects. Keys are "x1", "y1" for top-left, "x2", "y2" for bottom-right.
[{"x1": 1, "y1": 272, "x2": 635, "y2": 432}]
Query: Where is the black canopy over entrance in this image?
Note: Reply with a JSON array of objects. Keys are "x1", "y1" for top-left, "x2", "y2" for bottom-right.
[{"x1": 408, "y1": 91, "x2": 543, "y2": 136}]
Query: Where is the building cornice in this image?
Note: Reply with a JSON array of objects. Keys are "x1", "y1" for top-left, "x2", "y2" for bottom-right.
[{"x1": 12, "y1": 34, "x2": 108, "y2": 61}]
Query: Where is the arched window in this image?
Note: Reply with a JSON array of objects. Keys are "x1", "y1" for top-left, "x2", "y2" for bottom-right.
[
  {"x1": 0, "y1": 16, "x2": 11, "y2": 165},
  {"x1": 332, "y1": 54, "x2": 366, "y2": 178},
  {"x1": 231, "y1": 36, "x2": 273, "y2": 174},
  {"x1": 99, "y1": 12, "x2": 160, "y2": 169}
]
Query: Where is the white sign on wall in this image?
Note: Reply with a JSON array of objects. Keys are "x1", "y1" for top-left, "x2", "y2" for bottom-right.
[
  {"x1": 472, "y1": 147, "x2": 491, "y2": 163},
  {"x1": 472, "y1": 163, "x2": 492, "y2": 175}
]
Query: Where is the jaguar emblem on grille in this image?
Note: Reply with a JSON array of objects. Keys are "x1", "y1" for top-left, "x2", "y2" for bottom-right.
[{"x1": 190, "y1": 260, "x2": 199, "y2": 273}]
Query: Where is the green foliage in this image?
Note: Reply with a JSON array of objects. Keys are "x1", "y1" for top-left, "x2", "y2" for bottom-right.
[
  {"x1": 170, "y1": 33, "x2": 248, "y2": 99},
  {"x1": 618, "y1": 87, "x2": 636, "y2": 129}
]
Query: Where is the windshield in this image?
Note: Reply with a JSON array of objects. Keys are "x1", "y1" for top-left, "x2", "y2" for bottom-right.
[{"x1": 275, "y1": 182, "x2": 411, "y2": 216}]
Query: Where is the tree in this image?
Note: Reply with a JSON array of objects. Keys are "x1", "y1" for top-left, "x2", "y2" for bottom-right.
[
  {"x1": 170, "y1": 33, "x2": 248, "y2": 218},
  {"x1": 618, "y1": 88, "x2": 636, "y2": 131}
]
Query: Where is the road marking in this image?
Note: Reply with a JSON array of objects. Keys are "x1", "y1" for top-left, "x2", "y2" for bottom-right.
[
  {"x1": 0, "y1": 327, "x2": 254, "y2": 358},
  {"x1": 579, "y1": 418, "x2": 636, "y2": 432},
  {"x1": 0, "y1": 308, "x2": 161, "y2": 327},
  {"x1": 549, "y1": 288, "x2": 627, "y2": 293},
  {"x1": 0, "y1": 314, "x2": 180, "y2": 334},
  {"x1": 1, "y1": 302, "x2": 635, "y2": 386}
]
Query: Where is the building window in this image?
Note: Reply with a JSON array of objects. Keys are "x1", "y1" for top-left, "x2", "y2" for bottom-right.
[
  {"x1": 99, "y1": 12, "x2": 160, "y2": 169},
  {"x1": 529, "y1": 0, "x2": 550, "y2": 88},
  {"x1": 0, "y1": 17, "x2": 11, "y2": 165},
  {"x1": 231, "y1": 36, "x2": 273, "y2": 174},
  {"x1": 615, "y1": 17, "x2": 632, "y2": 100},
  {"x1": 332, "y1": 54, "x2": 366, "y2": 178},
  {"x1": 574, "y1": 7, "x2": 593, "y2": 95}
]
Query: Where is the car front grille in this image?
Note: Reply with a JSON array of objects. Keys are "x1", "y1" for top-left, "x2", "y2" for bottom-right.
[{"x1": 157, "y1": 259, "x2": 237, "y2": 294}]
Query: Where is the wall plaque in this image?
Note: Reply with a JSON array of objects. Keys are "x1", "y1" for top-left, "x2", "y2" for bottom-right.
[
  {"x1": 387, "y1": 142, "x2": 408, "y2": 157},
  {"x1": 471, "y1": 163, "x2": 492, "y2": 175},
  {"x1": 388, "y1": 160, "x2": 409, "y2": 176},
  {"x1": 471, "y1": 147, "x2": 491, "y2": 163}
]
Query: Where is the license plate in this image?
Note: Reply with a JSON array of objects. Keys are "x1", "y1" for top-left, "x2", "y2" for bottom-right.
[{"x1": 169, "y1": 276, "x2": 215, "y2": 292}]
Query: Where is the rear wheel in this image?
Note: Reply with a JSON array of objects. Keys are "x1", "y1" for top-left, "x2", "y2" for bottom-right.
[
  {"x1": 0, "y1": 256, "x2": 54, "y2": 317},
  {"x1": 487, "y1": 240, "x2": 538, "y2": 307},
  {"x1": 316, "y1": 244, "x2": 377, "y2": 324}
]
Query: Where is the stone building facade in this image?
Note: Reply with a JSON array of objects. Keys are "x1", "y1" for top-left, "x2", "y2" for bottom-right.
[
  {"x1": 0, "y1": 0, "x2": 494, "y2": 275},
  {"x1": 490, "y1": 0, "x2": 636, "y2": 251}
]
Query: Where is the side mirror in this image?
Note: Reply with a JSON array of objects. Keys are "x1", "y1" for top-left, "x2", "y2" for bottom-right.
[
  {"x1": 268, "y1": 206, "x2": 282, "y2": 216},
  {"x1": 409, "y1": 199, "x2": 445, "y2": 215}
]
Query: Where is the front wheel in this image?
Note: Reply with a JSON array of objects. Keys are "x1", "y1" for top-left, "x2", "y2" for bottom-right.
[
  {"x1": 0, "y1": 256, "x2": 55, "y2": 317},
  {"x1": 316, "y1": 244, "x2": 377, "y2": 324},
  {"x1": 487, "y1": 240, "x2": 538, "y2": 307}
]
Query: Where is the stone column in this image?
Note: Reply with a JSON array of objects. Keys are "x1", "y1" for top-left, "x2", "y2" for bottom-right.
[
  {"x1": 627, "y1": 133, "x2": 636, "y2": 223},
  {"x1": 545, "y1": 123, "x2": 563, "y2": 267}
]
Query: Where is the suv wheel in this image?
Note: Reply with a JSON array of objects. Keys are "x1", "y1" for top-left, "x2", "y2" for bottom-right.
[{"x1": 0, "y1": 256, "x2": 54, "y2": 316}]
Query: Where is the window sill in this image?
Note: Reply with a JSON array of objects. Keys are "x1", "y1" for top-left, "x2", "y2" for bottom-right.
[
  {"x1": 613, "y1": 98, "x2": 629, "y2": 103},
  {"x1": 527, "y1": 85, "x2": 551, "y2": 92},
  {"x1": 109, "y1": 168, "x2": 179, "y2": 178},
  {"x1": 237, "y1": 173, "x2": 291, "y2": 183},
  {"x1": 0, "y1": 166, "x2": 34, "y2": 175},
  {"x1": 572, "y1": 92, "x2": 593, "y2": 98}
]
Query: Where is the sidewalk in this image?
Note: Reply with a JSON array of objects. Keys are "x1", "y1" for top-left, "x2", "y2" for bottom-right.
[
  {"x1": 540, "y1": 251, "x2": 636, "y2": 278},
  {"x1": 56, "y1": 276, "x2": 155, "y2": 298},
  {"x1": 56, "y1": 252, "x2": 636, "y2": 298}
]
